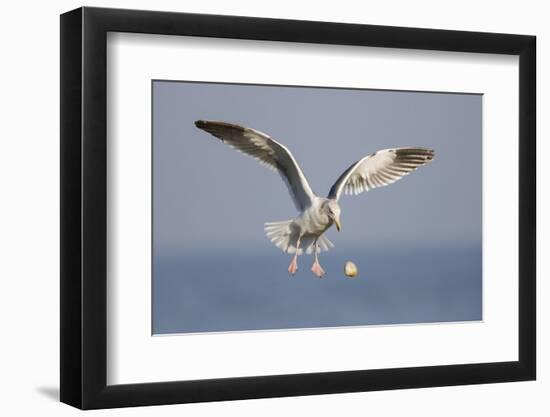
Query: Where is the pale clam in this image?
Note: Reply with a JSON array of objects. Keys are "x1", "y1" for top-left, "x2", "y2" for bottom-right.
[{"x1": 344, "y1": 261, "x2": 358, "y2": 278}]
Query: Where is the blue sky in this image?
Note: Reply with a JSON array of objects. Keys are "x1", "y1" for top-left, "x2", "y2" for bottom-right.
[{"x1": 153, "y1": 81, "x2": 481, "y2": 253}]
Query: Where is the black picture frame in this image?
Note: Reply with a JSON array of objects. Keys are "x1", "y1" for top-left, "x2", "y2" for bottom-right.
[{"x1": 60, "y1": 6, "x2": 536, "y2": 410}]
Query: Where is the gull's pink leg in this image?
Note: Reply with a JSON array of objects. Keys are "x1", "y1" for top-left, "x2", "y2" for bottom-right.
[
  {"x1": 311, "y1": 242, "x2": 326, "y2": 278},
  {"x1": 287, "y1": 237, "x2": 301, "y2": 276},
  {"x1": 288, "y1": 254, "x2": 298, "y2": 276}
]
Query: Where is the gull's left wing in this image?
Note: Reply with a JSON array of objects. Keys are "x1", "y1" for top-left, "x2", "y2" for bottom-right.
[{"x1": 328, "y1": 147, "x2": 434, "y2": 201}]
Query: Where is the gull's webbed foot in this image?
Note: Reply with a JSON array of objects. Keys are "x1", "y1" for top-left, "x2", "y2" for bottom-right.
[
  {"x1": 288, "y1": 255, "x2": 298, "y2": 276},
  {"x1": 311, "y1": 259, "x2": 326, "y2": 278}
]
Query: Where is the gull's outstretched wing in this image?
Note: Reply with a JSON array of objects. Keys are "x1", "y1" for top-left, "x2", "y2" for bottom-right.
[
  {"x1": 328, "y1": 147, "x2": 434, "y2": 201},
  {"x1": 195, "y1": 120, "x2": 315, "y2": 210}
]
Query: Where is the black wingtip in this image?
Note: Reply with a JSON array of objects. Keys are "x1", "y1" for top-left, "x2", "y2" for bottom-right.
[{"x1": 195, "y1": 120, "x2": 207, "y2": 129}]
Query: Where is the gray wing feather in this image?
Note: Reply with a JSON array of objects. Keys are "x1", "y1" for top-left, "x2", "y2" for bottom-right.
[
  {"x1": 195, "y1": 120, "x2": 315, "y2": 210},
  {"x1": 328, "y1": 147, "x2": 434, "y2": 201}
]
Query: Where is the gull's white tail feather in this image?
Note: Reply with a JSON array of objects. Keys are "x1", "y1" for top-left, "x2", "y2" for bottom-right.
[{"x1": 264, "y1": 220, "x2": 334, "y2": 255}]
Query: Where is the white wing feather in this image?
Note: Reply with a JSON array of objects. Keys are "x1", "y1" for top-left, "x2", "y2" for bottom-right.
[
  {"x1": 195, "y1": 120, "x2": 315, "y2": 210},
  {"x1": 328, "y1": 147, "x2": 434, "y2": 201}
]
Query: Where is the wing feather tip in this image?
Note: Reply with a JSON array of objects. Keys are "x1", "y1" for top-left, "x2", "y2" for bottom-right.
[{"x1": 194, "y1": 120, "x2": 207, "y2": 129}]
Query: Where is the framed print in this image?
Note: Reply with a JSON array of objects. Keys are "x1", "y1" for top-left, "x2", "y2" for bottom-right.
[{"x1": 60, "y1": 6, "x2": 536, "y2": 410}]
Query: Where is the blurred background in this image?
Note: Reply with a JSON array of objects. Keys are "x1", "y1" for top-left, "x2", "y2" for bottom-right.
[{"x1": 152, "y1": 80, "x2": 482, "y2": 334}]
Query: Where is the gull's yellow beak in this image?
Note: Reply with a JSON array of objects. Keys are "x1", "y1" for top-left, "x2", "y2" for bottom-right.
[{"x1": 334, "y1": 218, "x2": 342, "y2": 232}]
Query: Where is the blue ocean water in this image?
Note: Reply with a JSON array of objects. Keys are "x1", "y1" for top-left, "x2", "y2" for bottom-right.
[{"x1": 152, "y1": 244, "x2": 482, "y2": 334}]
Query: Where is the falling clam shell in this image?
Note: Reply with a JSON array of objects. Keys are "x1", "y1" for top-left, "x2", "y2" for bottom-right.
[{"x1": 344, "y1": 261, "x2": 358, "y2": 278}]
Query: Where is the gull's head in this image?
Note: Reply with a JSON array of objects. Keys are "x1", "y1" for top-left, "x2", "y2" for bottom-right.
[{"x1": 325, "y1": 199, "x2": 342, "y2": 232}]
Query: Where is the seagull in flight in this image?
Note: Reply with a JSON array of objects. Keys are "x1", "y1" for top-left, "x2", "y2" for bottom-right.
[{"x1": 195, "y1": 120, "x2": 434, "y2": 278}]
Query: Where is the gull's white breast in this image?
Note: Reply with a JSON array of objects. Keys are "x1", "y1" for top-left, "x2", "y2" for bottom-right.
[{"x1": 296, "y1": 198, "x2": 332, "y2": 236}]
